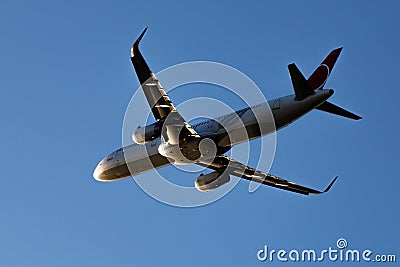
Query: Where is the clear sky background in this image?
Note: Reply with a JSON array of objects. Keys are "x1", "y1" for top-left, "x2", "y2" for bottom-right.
[{"x1": 1, "y1": 0, "x2": 399, "y2": 266}]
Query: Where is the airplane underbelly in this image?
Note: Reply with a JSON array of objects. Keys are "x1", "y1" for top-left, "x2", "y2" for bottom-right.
[
  {"x1": 272, "y1": 91, "x2": 332, "y2": 130},
  {"x1": 124, "y1": 141, "x2": 171, "y2": 175},
  {"x1": 126, "y1": 153, "x2": 170, "y2": 175},
  {"x1": 101, "y1": 141, "x2": 171, "y2": 181}
]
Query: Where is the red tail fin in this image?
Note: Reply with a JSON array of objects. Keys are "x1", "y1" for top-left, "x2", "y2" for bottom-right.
[{"x1": 307, "y1": 47, "x2": 343, "y2": 90}]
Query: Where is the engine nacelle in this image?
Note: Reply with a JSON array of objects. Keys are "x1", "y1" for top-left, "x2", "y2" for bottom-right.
[
  {"x1": 158, "y1": 142, "x2": 194, "y2": 164},
  {"x1": 195, "y1": 171, "x2": 230, "y2": 192},
  {"x1": 132, "y1": 121, "x2": 162, "y2": 144}
]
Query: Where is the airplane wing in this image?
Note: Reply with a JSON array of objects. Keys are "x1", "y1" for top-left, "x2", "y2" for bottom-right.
[
  {"x1": 197, "y1": 155, "x2": 338, "y2": 195},
  {"x1": 130, "y1": 28, "x2": 199, "y2": 144}
]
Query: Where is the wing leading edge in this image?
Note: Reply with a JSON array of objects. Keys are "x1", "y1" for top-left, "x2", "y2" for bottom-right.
[
  {"x1": 197, "y1": 155, "x2": 338, "y2": 195},
  {"x1": 130, "y1": 28, "x2": 199, "y2": 144},
  {"x1": 130, "y1": 27, "x2": 175, "y2": 121}
]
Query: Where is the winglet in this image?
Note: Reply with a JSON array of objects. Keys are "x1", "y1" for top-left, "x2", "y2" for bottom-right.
[
  {"x1": 131, "y1": 27, "x2": 148, "y2": 57},
  {"x1": 307, "y1": 176, "x2": 338, "y2": 195},
  {"x1": 322, "y1": 176, "x2": 339, "y2": 193}
]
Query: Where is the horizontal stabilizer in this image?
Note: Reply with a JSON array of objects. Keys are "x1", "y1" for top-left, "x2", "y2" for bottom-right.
[
  {"x1": 288, "y1": 63, "x2": 314, "y2": 100},
  {"x1": 316, "y1": 101, "x2": 362, "y2": 120}
]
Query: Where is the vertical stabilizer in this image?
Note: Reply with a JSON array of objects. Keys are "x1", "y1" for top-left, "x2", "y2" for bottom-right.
[{"x1": 307, "y1": 47, "x2": 343, "y2": 90}]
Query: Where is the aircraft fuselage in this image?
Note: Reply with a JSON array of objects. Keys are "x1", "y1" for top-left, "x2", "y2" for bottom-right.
[{"x1": 93, "y1": 89, "x2": 334, "y2": 181}]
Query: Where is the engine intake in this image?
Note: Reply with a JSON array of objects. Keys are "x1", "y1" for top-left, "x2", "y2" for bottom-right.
[{"x1": 195, "y1": 171, "x2": 230, "y2": 192}]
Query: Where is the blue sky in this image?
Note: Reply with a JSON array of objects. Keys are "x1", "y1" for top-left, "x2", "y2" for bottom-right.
[{"x1": 1, "y1": 0, "x2": 399, "y2": 266}]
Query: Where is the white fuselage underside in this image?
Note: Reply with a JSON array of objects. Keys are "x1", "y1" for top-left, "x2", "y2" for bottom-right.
[{"x1": 93, "y1": 89, "x2": 333, "y2": 181}]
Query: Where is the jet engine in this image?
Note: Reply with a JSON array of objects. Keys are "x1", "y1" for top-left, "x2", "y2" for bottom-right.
[
  {"x1": 158, "y1": 142, "x2": 197, "y2": 164},
  {"x1": 195, "y1": 171, "x2": 231, "y2": 192},
  {"x1": 132, "y1": 121, "x2": 162, "y2": 144}
]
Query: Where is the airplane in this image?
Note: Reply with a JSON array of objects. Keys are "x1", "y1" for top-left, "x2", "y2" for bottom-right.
[{"x1": 93, "y1": 28, "x2": 361, "y2": 195}]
